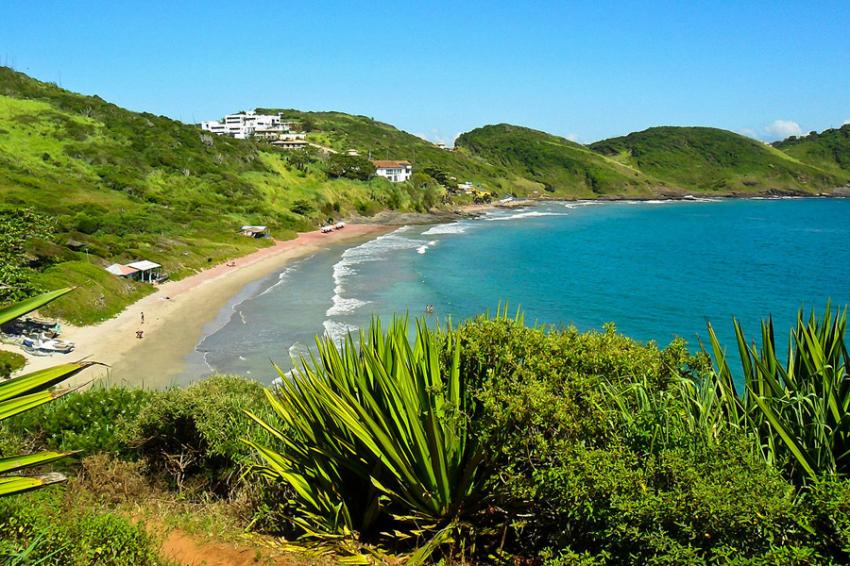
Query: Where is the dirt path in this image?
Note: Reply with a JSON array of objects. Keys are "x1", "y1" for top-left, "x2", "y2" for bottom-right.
[{"x1": 159, "y1": 528, "x2": 307, "y2": 566}]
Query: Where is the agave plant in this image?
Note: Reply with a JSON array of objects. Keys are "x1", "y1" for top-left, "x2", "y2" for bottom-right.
[
  {"x1": 705, "y1": 304, "x2": 850, "y2": 484},
  {"x1": 0, "y1": 288, "x2": 98, "y2": 496},
  {"x1": 245, "y1": 317, "x2": 490, "y2": 560}
]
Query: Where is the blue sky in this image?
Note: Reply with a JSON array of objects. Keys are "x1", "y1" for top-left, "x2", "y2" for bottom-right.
[{"x1": 3, "y1": 1, "x2": 849, "y2": 144}]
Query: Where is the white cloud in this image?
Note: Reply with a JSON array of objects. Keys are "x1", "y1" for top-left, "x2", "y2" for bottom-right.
[
  {"x1": 764, "y1": 119, "x2": 803, "y2": 140},
  {"x1": 843, "y1": 119, "x2": 850, "y2": 126},
  {"x1": 565, "y1": 132, "x2": 580, "y2": 143},
  {"x1": 738, "y1": 128, "x2": 759, "y2": 140}
]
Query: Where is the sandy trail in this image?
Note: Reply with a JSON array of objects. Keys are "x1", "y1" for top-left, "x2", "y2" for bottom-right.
[{"x1": 13, "y1": 224, "x2": 392, "y2": 388}]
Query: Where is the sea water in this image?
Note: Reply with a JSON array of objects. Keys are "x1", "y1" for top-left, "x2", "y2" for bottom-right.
[{"x1": 186, "y1": 198, "x2": 850, "y2": 385}]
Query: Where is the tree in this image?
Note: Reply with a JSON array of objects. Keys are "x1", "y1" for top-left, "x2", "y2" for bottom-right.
[
  {"x1": 290, "y1": 199, "x2": 314, "y2": 216},
  {"x1": 0, "y1": 208, "x2": 55, "y2": 305},
  {"x1": 325, "y1": 154, "x2": 376, "y2": 181}
]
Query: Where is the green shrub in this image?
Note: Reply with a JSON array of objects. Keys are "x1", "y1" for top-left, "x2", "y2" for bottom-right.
[
  {"x1": 0, "y1": 488, "x2": 159, "y2": 565},
  {"x1": 454, "y1": 312, "x2": 703, "y2": 467},
  {"x1": 3, "y1": 384, "x2": 155, "y2": 455},
  {"x1": 128, "y1": 375, "x2": 273, "y2": 494},
  {"x1": 0, "y1": 349, "x2": 26, "y2": 378},
  {"x1": 800, "y1": 479, "x2": 850, "y2": 561}
]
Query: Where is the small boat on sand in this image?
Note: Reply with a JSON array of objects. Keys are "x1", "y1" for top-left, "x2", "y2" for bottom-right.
[{"x1": 21, "y1": 335, "x2": 75, "y2": 355}]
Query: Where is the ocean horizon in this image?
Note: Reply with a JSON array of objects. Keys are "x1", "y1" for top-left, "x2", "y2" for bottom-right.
[{"x1": 183, "y1": 197, "x2": 850, "y2": 385}]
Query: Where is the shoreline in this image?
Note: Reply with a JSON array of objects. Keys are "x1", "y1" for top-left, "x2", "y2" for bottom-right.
[
  {"x1": 11, "y1": 192, "x2": 848, "y2": 388},
  {"x1": 13, "y1": 224, "x2": 393, "y2": 389}
]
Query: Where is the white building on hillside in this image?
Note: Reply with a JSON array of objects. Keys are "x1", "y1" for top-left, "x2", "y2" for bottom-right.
[
  {"x1": 372, "y1": 160, "x2": 412, "y2": 183},
  {"x1": 201, "y1": 111, "x2": 306, "y2": 145}
]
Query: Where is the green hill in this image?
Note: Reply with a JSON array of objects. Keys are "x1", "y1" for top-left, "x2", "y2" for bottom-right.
[
  {"x1": 455, "y1": 124, "x2": 658, "y2": 197},
  {"x1": 772, "y1": 124, "x2": 850, "y2": 177},
  {"x1": 0, "y1": 68, "x2": 443, "y2": 323},
  {"x1": 589, "y1": 126, "x2": 847, "y2": 194},
  {"x1": 259, "y1": 108, "x2": 520, "y2": 189}
]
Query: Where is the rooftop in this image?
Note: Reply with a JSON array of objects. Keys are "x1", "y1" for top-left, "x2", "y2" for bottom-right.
[
  {"x1": 105, "y1": 263, "x2": 139, "y2": 276},
  {"x1": 372, "y1": 160, "x2": 411, "y2": 168},
  {"x1": 126, "y1": 260, "x2": 161, "y2": 271}
]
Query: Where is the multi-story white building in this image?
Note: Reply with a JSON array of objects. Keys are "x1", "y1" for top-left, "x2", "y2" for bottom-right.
[
  {"x1": 372, "y1": 160, "x2": 412, "y2": 183},
  {"x1": 201, "y1": 111, "x2": 305, "y2": 144}
]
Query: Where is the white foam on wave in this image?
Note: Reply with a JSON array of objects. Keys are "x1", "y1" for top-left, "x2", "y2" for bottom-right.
[
  {"x1": 326, "y1": 294, "x2": 369, "y2": 316},
  {"x1": 327, "y1": 228, "x2": 421, "y2": 318},
  {"x1": 422, "y1": 223, "x2": 468, "y2": 235},
  {"x1": 563, "y1": 201, "x2": 602, "y2": 209},
  {"x1": 288, "y1": 341, "x2": 310, "y2": 363},
  {"x1": 489, "y1": 210, "x2": 569, "y2": 221},
  {"x1": 257, "y1": 265, "x2": 297, "y2": 297},
  {"x1": 323, "y1": 319, "x2": 358, "y2": 343},
  {"x1": 416, "y1": 240, "x2": 438, "y2": 255}
]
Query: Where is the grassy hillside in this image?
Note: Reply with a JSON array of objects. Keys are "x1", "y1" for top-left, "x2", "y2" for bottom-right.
[
  {"x1": 773, "y1": 124, "x2": 850, "y2": 177},
  {"x1": 455, "y1": 124, "x2": 659, "y2": 197},
  {"x1": 589, "y1": 126, "x2": 847, "y2": 194},
  {"x1": 258, "y1": 108, "x2": 540, "y2": 194},
  {"x1": 0, "y1": 68, "x2": 438, "y2": 323}
]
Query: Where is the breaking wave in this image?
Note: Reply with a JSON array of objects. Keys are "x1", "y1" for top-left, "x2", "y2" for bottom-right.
[{"x1": 422, "y1": 223, "x2": 468, "y2": 235}]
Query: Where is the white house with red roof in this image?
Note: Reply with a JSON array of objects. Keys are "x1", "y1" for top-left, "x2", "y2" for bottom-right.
[{"x1": 372, "y1": 160, "x2": 412, "y2": 182}]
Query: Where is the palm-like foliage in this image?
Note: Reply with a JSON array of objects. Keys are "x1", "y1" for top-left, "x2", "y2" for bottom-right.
[
  {"x1": 705, "y1": 305, "x2": 850, "y2": 484},
  {"x1": 245, "y1": 317, "x2": 490, "y2": 557},
  {"x1": 601, "y1": 305, "x2": 849, "y2": 486},
  {"x1": 0, "y1": 288, "x2": 97, "y2": 496}
]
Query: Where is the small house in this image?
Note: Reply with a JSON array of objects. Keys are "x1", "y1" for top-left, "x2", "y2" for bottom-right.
[
  {"x1": 240, "y1": 225, "x2": 269, "y2": 238},
  {"x1": 105, "y1": 260, "x2": 163, "y2": 283},
  {"x1": 372, "y1": 160, "x2": 412, "y2": 183},
  {"x1": 126, "y1": 260, "x2": 163, "y2": 283}
]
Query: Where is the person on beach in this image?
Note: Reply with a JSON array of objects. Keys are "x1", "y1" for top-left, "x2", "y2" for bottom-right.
[
  {"x1": 140, "y1": 311, "x2": 145, "y2": 324},
  {"x1": 136, "y1": 330, "x2": 144, "y2": 339}
]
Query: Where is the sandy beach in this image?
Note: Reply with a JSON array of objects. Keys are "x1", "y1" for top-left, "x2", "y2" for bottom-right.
[{"x1": 13, "y1": 224, "x2": 392, "y2": 389}]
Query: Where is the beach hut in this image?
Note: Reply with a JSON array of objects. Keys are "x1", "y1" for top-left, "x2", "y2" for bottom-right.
[
  {"x1": 105, "y1": 263, "x2": 139, "y2": 278},
  {"x1": 125, "y1": 260, "x2": 163, "y2": 283}
]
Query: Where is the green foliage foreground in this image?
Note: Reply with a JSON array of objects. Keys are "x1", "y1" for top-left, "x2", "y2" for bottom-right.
[
  {"x1": 246, "y1": 318, "x2": 489, "y2": 562},
  {"x1": 2, "y1": 306, "x2": 850, "y2": 563},
  {"x1": 0, "y1": 289, "x2": 98, "y2": 497}
]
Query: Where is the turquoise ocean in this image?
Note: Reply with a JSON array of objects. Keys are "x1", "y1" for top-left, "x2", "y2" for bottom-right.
[{"x1": 183, "y1": 198, "x2": 850, "y2": 385}]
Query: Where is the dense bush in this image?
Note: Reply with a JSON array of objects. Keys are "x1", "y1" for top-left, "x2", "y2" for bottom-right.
[
  {"x1": 127, "y1": 375, "x2": 274, "y2": 494},
  {"x1": 4, "y1": 385, "x2": 155, "y2": 455},
  {"x1": 447, "y1": 312, "x2": 845, "y2": 563},
  {"x1": 0, "y1": 488, "x2": 159, "y2": 565}
]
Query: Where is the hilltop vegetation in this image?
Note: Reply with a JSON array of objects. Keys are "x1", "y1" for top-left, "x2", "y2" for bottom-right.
[
  {"x1": 456, "y1": 124, "x2": 658, "y2": 197},
  {"x1": 589, "y1": 126, "x2": 848, "y2": 194},
  {"x1": 773, "y1": 124, "x2": 850, "y2": 177},
  {"x1": 258, "y1": 108, "x2": 538, "y2": 193}
]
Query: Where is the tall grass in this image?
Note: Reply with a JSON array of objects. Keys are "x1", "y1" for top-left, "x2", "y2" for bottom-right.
[
  {"x1": 604, "y1": 305, "x2": 850, "y2": 486},
  {"x1": 707, "y1": 304, "x2": 850, "y2": 483}
]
